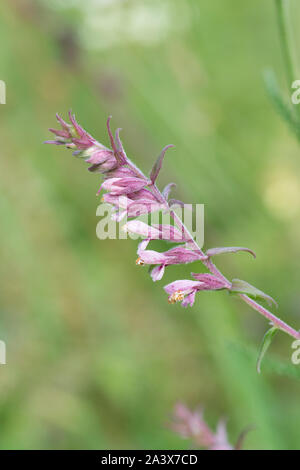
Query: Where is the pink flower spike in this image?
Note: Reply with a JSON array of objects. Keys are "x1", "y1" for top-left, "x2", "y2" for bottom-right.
[
  {"x1": 47, "y1": 112, "x2": 300, "y2": 342},
  {"x1": 85, "y1": 149, "x2": 114, "y2": 165}
]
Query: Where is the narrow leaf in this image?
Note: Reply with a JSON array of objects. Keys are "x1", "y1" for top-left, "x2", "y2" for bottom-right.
[
  {"x1": 256, "y1": 326, "x2": 278, "y2": 374},
  {"x1": 264, "y1": 69, "x2": 300, "y2": 142},
  {"x1": 206, "y1": 246, "x2": 256, "y2": 259},
  {"x1": 230, "y1": 279, "x2": 278, "y2": 308},
  {"x1": 150, "y1": 145, "x2": 174, "y2": 183},
  {"x1": 115, "y1": 127, "x2": 128, "y2": 162}
]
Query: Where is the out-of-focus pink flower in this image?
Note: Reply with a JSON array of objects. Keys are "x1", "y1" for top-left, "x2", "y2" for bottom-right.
[
  {"x1": 170, "y1": 403, "x2": 234, "y2": 450},
  {"x1": 136, "y1": 239, "x2": 207, "y2": 281}
]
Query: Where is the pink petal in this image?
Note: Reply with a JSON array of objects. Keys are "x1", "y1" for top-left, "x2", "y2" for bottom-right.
[
  {"x1": 137, "y1": 239, "x2": 150, "y2": 253},
  {"x1": 124, "y1": 221, "x2": 161, "y2": 239},
  {"x1": 152, "y1": 224, "x2": 190, "y2": 242},
  {"x1": 85, "y1": 149, "x2": 114, "y2": 164},
  {"x1": 164, "y1": 280, "x2": 202, "y2": 295},
  {"x1": 164, "y1": 246, "x2": 205, "y2": 264},
  {"x1": 181, "y1": 291, "x2": 196, "y2": 307},
  {"x1": 150, "y1": 265, "x2": 165, "y2": 281},
  {"x1": 191, "y1": 273, "x2": 228, "y2": 290}
]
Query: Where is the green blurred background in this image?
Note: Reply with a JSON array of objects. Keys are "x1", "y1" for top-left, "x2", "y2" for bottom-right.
[{"x1": 0, "y1": 0, "x2": 299, "y2": 450}]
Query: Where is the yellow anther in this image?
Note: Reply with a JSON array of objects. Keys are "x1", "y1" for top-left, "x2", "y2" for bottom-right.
[
  {"x1": 135, "y1": 257, "x2": 145, "y2": 266},
  {"x1": 168, "y1": 291, "x2": 184, "y2": 304}
]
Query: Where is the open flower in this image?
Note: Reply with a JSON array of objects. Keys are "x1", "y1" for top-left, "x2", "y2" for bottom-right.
[
  {"x1": 136, "y1": 239, "x2": 206, "y2": 281},
  {"x1": 136, "y1": 240, "x2": 206, "y2": 281},
  {"x1": 164, "y1": 274, "x2": 228, "y2": 306},
  {"x1": 47, "y1": 112, "x2": 297, "y2": 349}
]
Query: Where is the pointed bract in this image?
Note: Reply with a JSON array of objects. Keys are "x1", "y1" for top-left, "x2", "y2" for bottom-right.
[{"x1": 150, "y1": 144, "x2": 175, "y2": 183}]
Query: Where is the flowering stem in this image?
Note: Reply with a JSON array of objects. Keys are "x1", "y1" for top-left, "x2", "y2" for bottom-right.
[{"x1": 125, "y1": 157, "x2": 300, "y2": 340}]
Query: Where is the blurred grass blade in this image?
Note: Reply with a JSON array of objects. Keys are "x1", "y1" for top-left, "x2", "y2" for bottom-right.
[
  {"x1": 264, "y1": 69, "x2": 300, "y2": 141},
  {"x1": 256, "y1": 326, "x2": 279, "y2": 374}
]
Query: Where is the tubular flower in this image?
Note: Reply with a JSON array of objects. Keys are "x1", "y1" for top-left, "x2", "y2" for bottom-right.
[
  {"x1": 164, "y1": 275, "x2": 228, "y2": 307},
  {"x1": 136, "y1": 240, "x2": 207, "y2": 281}
]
